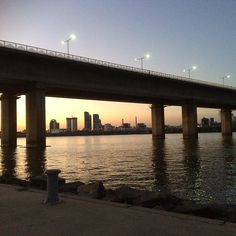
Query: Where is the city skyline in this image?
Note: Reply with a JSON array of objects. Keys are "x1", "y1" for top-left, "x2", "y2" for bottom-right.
[
  {"x1": 0, "y1": 94, "x2": 229, "y2": 131},
  {"x1": 0, "y1": 0, "x2": 235, "y2": 130},
  {"x1": 47, "y1": 110, "x2": 225, "y2": 132}
]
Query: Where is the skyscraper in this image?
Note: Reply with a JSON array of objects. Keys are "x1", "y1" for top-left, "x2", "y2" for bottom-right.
[
  {"x1": 66, "y1": 117, "x2": 78, "y2": 132},
  {"x1": 49, "y1": 119, "x2": 60, "y2": 133},
  {"x1": 93, "y1": 114, "x2": 102, "y2": 130},
  {"x1": 84, "y1": 111, "x2": 92, "y2": 131},
  {"x1": 201, "y1": 117, "x2": 209, "y2": 127}
]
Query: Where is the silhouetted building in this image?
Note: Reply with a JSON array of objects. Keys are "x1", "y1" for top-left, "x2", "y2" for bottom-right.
[
  {"x1": 104, "y1": 123, "x2": 114, "y2": 131},
  {"x1": 233, "y1": 116, "x2": 236, "y2": 124},
  {"x1": 93, "y1": 114, "x2": 102, "y2": 130},
  {"x1": 84, "y1": 112, "x2": 92, "y2": 131},
  {"x1": 135, "y1": 116, "x2": 138, "y2": 128},
  {"x1": 66, "y1": 117, "x2": 78, "y2": 132},
  {"x1": 49, "y1": 119, "x2": 60, "y2": 134},
  {"x1": 122, "y1": 123, "x2": 131, "y2": 129},
  {"x1": 201, "y1": 117, "x2": 209, "y2": 127},
  {"x1": 210, "y1": 117, "x2": 215, "y2": 127},
  {"x1": 137, "y1": 123, "x2": 147, "y2": 129}
]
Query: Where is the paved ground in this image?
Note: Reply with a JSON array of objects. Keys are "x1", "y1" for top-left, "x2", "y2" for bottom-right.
[{"x1": 0, "y1": 184, "x2": 236, "y2": 236}]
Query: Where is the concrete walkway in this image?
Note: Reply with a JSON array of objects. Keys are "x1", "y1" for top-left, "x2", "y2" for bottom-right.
[{"x1": 0, "y1": 184, "x2": 235, "y2": 236}]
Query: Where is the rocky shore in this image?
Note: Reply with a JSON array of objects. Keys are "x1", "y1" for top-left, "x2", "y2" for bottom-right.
[{"x1": 1, "y1": 175, "x2": 236, "y2": 223}]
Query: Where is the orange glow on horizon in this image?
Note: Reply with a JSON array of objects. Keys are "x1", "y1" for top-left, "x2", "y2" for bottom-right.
[{"x1": 0, "y1": 96, "x2": 226, "y2": 131}]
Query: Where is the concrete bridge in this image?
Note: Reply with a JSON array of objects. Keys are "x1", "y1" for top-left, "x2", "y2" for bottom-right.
[{"x1": 0, "y1": 40, "x2": 235, "y2": 147}]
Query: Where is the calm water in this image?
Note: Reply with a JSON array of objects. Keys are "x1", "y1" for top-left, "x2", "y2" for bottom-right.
[{"x1": 1, "y1": 133, "x2": 236, "y2": 204}]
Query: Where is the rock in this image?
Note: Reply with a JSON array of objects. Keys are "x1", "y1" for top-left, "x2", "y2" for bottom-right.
[
  {"x1": 188, "y1": 204, "x2": 236, "y2": 222},
  {"x1": 112, "y1": 185, "x2": 160, "y2": 207},
  {"x1": 0, "y1": 176, "x2": 29, "y2": 186},
  {"x1": 113, "y1": 185, "x2": 142, "y2": 204},
  {"x1": 77, "y1": 181, "x2": 106, "y2": 199},
  {"x1": 60, "y1": 181, "x2": 85, "y2": 194},
  {"x1": 170, "y1": 200, "x2": 204, "y2": 213},
  {"x1": 153, "y1": 193, "x2": 184, "y2": 211},
  {"x1": 30, "y1": 174, "x2": 66, "y2": 190},
  {"x1": 102, "y1": 188, "x2": 117, "y2": 201}
]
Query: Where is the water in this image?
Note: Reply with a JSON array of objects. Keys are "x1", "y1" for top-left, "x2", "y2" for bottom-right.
[{"x1": 1, "y1": 133, "x2": 236, "y2": 204}]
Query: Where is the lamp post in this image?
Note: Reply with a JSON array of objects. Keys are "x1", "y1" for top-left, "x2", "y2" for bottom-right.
[
  {"x1": 183, "y1": 65, "x2": 197, "y2": 78},
  {"x1": 61, "y1": 34, "x2": 76, "y2": 55},
  {"x1": 135, "y1": 54, "x2": 150, "y2": 70},
  {"x1": 220, "y1": 74, "x2": 231, "y2": 86}
]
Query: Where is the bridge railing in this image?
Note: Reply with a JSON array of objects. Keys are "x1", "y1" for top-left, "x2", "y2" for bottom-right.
[{"x1": 0, "y1": 39, "x2": 234, "y2": 90}]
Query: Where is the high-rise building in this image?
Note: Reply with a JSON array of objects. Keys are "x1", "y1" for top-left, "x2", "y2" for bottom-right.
[
  {"x1": 49, "y1": 119, "x2": 60, "y2": 133},
  {"x1": 66, "y1": 117, "x2": 78, "y2": 132},
  {"x1": 209, "y1": 117, "x2": 215, "y2": 127},
  {"x1": 84, "y1": 111, "x2": 92, "y2": 131},
  {"x1": 201, "y1": 117, "x2": 209, "y2": 127},
  {"x1": 233, "y1": 116, "x2": 236, "y2": 124},
  {"x1": 93, "y1": 114, "x2": 102, "y2": 130}
]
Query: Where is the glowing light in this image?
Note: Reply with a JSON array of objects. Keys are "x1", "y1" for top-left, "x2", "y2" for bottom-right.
[
  {"x1": 70, "y1": 34, "x2": 76, "y2": 40},
  {"x1": 145, "y1": 54, "x2": 150, "y2": 59},
  {"x1": 183, "y1": 65, "x2": 197, "y2": 78}
]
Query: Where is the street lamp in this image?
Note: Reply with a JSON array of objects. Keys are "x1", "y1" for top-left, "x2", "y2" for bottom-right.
[
  {"x1": 61, "y1": 34, "x2": 76, "y2": 55},
  {"x1": 135, "y1": 53, "x2": 150, "y2": 70},
  {"x1": 220, "y1": 74, "x2": 231, "y2": 86},
  {"x1": 183, "y1": 65, "x2": 197, "y2": 78}
]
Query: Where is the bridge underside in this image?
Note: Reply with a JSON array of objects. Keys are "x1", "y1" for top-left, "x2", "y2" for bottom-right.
[
  {"x1": 0, "y1": 46, "x2": 235, "y2": 147},
  {"x1": 0, "y1": 84, "x2": 235, "y2": 110}
]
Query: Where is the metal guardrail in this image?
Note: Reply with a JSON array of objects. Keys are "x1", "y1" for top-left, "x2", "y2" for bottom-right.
[{"x1": 0, "y1": 39, "x2": 234, "y2": 90}]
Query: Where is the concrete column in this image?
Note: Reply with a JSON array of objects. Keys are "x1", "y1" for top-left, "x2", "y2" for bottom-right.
[
  {"x1": 221, "y1": 108, "x2": 232, "y2": 136},
  {"x1": 1, "y1": 93, "x2": 18, "y2": 147},
  {"x1": 151, "y1": 104, "x2": 165, "y2": 139},
  {"x1": 26, "y1": 89, "x2": 46, "y2": 147},
  {"x1": 182, "y1": 104, "x2": 198, "y2": 139}
]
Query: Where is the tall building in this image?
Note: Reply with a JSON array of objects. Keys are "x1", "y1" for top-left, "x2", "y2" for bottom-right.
[
  {"x1": 135, "y1": 116, "x2": 138, "y2": 128},
  {"x1": 66, "y1": 117, "x2": 78, "y2": 132},
  {"x1": 84, "y1": 111, "x2": 92, "y2": 131},
  {"x1": 201, "y1": 117, "x2": 209, "y2": 127},
  {"x1": 93, "y1": 114, "x2": 102, "y2": 130},
  {"x1": 209, "y1": 117, "x2": 215, "y2": 127},
  {"x1": 49, "y1": 119, "x2": 60, "y2": 133}
]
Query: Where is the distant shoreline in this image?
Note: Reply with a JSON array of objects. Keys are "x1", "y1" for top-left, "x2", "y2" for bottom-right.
[{"x1": 12, "y1": 128, "x2": 236, "y2": 138}]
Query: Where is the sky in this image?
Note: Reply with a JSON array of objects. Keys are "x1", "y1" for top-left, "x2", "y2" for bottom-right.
[{"x1": 0, "y1": 0, "x2": 235, "y2": 130}]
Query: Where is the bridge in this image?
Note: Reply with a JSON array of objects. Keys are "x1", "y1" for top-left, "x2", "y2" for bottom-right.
[{"x1": 0, "y1": 40, "x2": 235, "y2": 147}]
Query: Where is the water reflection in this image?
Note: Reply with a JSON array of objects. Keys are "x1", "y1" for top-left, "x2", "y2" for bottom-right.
[
  {"x1": 25, "y1": 147, "x2": 46, "y2": 179},
  {"x1": 221, "y1": 136, "x2": 236, "y2": 202},
  {"x1": 1, "y1": 134, "x2": 236, "y2": 204},
  {"x1": 1, "y1": 147, "x2": 16, "y2": 178},
  {"x1": 151, "y1": 139, "x2": 169, "y2": 192},
  {"x1": 222, "y1": 136, "x2": 234, "y2": 148},
  {"x1": 182, "y1": 139, "x2": 201, "y2": 200}
]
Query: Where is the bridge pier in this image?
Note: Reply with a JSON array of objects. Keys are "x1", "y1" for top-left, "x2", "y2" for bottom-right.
[
  {"x1": 26, "y1": 89, "x2": 46, "y2": 147},
  {"x1": 182, "y1": 104, "x2": 198, "y2": 139},
  {"x1": 151, "y1": 104, "x2": 165, "y2": 139},
  {"x1": 221, "y1": 108, "x2": 232, "y2": 136},
  {"x1": 1, "y1": 92, "x2": 18, "y2": 147}
]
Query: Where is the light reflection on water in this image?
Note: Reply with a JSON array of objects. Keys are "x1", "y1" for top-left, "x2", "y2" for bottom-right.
[{"x1": 1, "y1": 133, "x2": 236, "y2": 204}]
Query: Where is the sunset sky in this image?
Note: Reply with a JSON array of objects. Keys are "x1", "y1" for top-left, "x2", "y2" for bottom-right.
[{"x1": 0, "y1": 0, "x2": 235, "y2": 130}]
